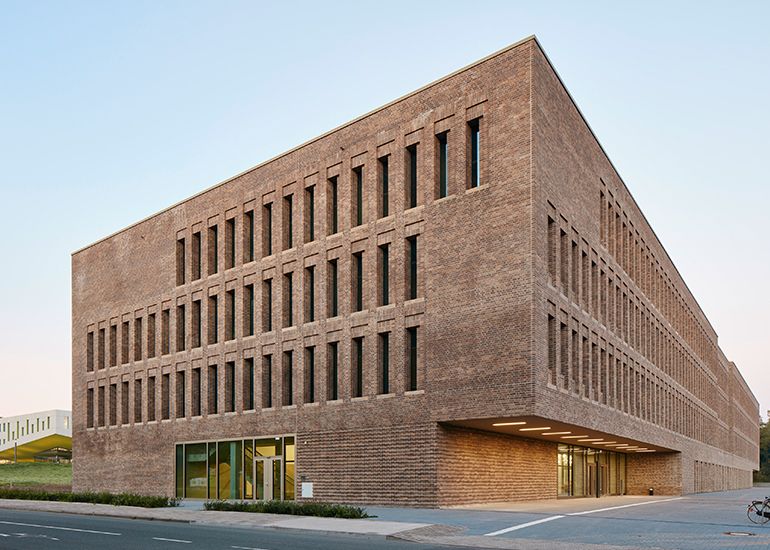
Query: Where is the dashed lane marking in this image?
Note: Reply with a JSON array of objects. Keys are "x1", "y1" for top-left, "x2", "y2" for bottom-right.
[{"x1": 0, "y1": 520, "x2": 121, "y2": 536}]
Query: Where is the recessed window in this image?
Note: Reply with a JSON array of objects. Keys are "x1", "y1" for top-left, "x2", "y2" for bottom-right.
[
  {"x1": 225, "y1": 289, "x2": 235, "y2": 340},
  {"x1": 378, "y1": 332, "x2": 390, "y2": 395},
  {"x1": 147, "y1": 313, "x2": 156, "y2": 358},
  {"x1": 86, "y1": 331, "x2": 94, "y2": 372},
  {"x1": 176, "y1": 304, "x2": 186, "y2": 351},
  {"x1": 283, "y1": 194, "x2": 293, "y2": 250},
  {"x1": 406, "y1": 235, "x2": 418, "y2": 300},
  {"x1": 378, "y1": 155, "x2": 389, "y2": 218},
  {"x1": 87, "y1": 388, "x2": 94, "y2": 428},
  {"x1": 305, "y1": 186, "x2": 315, "y2": 242},
  {"x1": 327, "y1": 342, "x2": 339, "y2": 401},
  {"x1": 192, "y1": 300, "x2": 201, "y2": 348},
  {"x1": 225, "y1": 361, "x2": 235, "y2": 413},
  {"x1": 109, "y1": 383, "x2": 117, "y2": 426},
  {"x1": 406, "y1": 326, "x2": 419, "y2": 391},
  {"x1": 468, "y1": 117, "x2": 480, "y2": 188},
  {"x1": 208, "y1": 295, "x2": 218, "y2": 345},
  {"x1": 327, "y1": 259, "x2": 338, "y2": 318},
  {"x1": 176, "y1": 371, "x2": 186, "y2": 418},
  {"x1": 147, "y1": 377, "x2": 156, "y2": 422},
  {"x1": 352, "y1": 337, "x2": 364, "y2": 398},
  {"x1": 133, "y1": 318, "x2": 143, "y2": 361},
  {"x1": 262, "y1": 203, "x2": 273, "y2": 257},
  {"x1": 192, "y1": 232, "x2": 202, "y2": 280},
  {"x1": 379, "y1": 243, "x2": 390, "y2": 306},
  {"x1": 225, "y1": 217, "x2": 235, "y2": 270},
  {"x1": 243, "y1": 358, "x2": 254, "y2": 411},
  {"x1": 352, "y1": 166, "x2": 363, "y2": 227},
  {"x1": 305, "y1": 267, "x2": 315, "y2": 323},
  {"x1": 121, "y1": 380, "x2": 129, "y2": 424},
  {"x1": 109, "y1": 324, "x2": 117, "y2": 366},
  {"x1": 304, "y1": 347, "x2": 315, "y2": 404},
  {"x1": 98, "y1": 385, "x2": 106, "y2": 427},
  {"x1": 262, "y1": 355, "x2": 273, "y2": 408},
  {"x1": 283, "y1": 272, "x2": 294, "y2": 328},
  {"x1": 352, "y1": 251, "x2": 363, "y2": 312},
  {"x1": 243, "y1": 284, "x2": 254, "y2": 337},
  {"x1": 436, "y1": 131, "x2": 448, "y2": 198},
  {"x1": 208, "y1": 225, "x2": 218, "y2": 275},
  {"x1": 243, "y1": 210, "x2": 254, "y2": 263},
  {"x1": 134, "y1": 378, "x2": 143, "y2": 423},
  {"x1": 208, "y1": 365, "x2": 218, "y2": 414},
  {"x1": 263, "y1": 279, "x2": 273, "y2": 332},
  {"x1": 406, "y1": 144, "x2": 418, "y2": 209},
  {"x1": 327, "y1": 176, "x2": 338, "y2": 235},
  {"x1": 161, "y1": 311, "x2": 170, "y2": 355},
  {"x1": 98, "y1": 328, "x2": 105, "y2": 369},
  {"x1": 283, "y1": 351, "x2": 293, "y2": 406},
  {"x1": 161, "y1": 374, "x2": 170, "y2": 420},
  {"x1": 191, "y1": 368, "x2": 201, "y2": 417},
  {"x1": 176, "y1": 237, "x2": 186, "y2": 285}
]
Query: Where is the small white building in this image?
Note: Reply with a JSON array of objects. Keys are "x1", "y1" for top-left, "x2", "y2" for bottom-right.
[{"x1": 0, "y1": 409, "x2": 72, "y2": 463}]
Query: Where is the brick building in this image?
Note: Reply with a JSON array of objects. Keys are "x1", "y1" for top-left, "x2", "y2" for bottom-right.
[{"x1": 71, "y1": 36, "x2": 759, "y2": 505}]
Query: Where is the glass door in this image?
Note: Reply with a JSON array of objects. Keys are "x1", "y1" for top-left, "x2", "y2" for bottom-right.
[{"x1": 255, "y1": 457, "x2": 283, "y2": 500}]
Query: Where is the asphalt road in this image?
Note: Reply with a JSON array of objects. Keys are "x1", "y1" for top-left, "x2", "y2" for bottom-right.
[{"x1": 0, "y1": 509, "x2": 453, "y2": 550}]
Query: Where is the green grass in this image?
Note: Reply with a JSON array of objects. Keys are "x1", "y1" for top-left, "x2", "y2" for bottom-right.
[
  {"x1": 0, "y1": 488, "x2": 178, "y2": 508},
  {"x1": 0, "y1": 463, "x2": 72, "y2": 488},
  {"x1": 204, "y1": 499, "x2": 370, "y2": 518}
]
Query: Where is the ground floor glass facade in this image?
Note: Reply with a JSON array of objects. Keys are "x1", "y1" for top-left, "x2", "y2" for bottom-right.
[
  {"x1": 557, "y1": 444, "x2": 626, "y2": 497},
  {"x1": 175, "y1": 435, "x2": 295, "y2": 500}
]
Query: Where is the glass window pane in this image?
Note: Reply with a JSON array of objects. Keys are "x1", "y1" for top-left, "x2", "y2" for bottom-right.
[
  {"x1": 184, "y1": 443, "x2": 207, "y2": 499},
  {"x1": 176, "y1": 445, "x2": 185, "y2": 498},
  {"x1": 244, "y1": 439, "x2": 254, "y2": 499},
  {"x1": 208, "y1": 443, "x2": 217, "y2": 499}
]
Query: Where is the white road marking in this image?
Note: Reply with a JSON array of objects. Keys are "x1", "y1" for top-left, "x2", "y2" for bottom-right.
[
  {"x1": 484, "y1": 515, "x2": 565, "y2": 536},
  {"x1": 231, "y1": 546, "x2": 271, "y2": 550},
  {"x1": 567, "y1": 497, "x2": 685, "y2": 516},
  {"x1": 153, "y1": 537, "x2": 192, "y2": 543},
  {"x1": 0, "y1": 520, "x2": 121, "y2": 536},
  {"x1": 483, "y1": 497, "x2": 686, "y2": 536}
]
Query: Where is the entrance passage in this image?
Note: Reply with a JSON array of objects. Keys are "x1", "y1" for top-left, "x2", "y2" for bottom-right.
[
  {"x1": 558, "y1": 444, "x2": 626, "y2": 497},
  {"x1": 175, "y1": 435, "x2": 295, "y2": 500}
]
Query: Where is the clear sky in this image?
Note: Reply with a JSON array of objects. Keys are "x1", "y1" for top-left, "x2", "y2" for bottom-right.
[{"x1": 0, "y1": 1, "x2": 767, "y2": 421}]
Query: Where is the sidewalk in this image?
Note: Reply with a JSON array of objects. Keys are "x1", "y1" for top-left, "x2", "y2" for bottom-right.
[{"x1": 0, "y1": 498, "x2": 428, "y2": 537}]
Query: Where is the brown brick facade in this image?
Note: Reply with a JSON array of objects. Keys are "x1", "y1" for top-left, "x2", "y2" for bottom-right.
[{"x1": 71, "y1": 36, "x2": 759, "y2": 505}]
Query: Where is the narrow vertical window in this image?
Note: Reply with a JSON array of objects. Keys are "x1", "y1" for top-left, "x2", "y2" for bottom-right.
[
  {"x1": 98, "y1": 328, "x2": 105, "y2": 369},
  {"x1": 176, "y1": 304, "x2": 186, "y2": 351},
  {"x1": 378, "y1": 155, "x2": 389, "y2": 218},
  {"x1": 109, "y1": 324, "x2": 117, "y2": 366},
  {"x1": 225, "y1": 361, "x2": 235, "y2": 413},
  {"x1": 109, "y1": 383, "x2": 117, "y2": 425},
  {"x1": 547, "y1": 314, "x2": 557, "y2": 385},
  {"x1": 208, "y1": 295, "x2": 218, "y2": 345},
  {"x1": 191, "y1": 368, "x2": 201, "y2": 416},
  {"x1": 468, "y1": 117, "x2": 480, "y2": 188},
  {"x1": 161, "y1": 374, "x2": 170, "y2": 420},
  {"x1": 262, "y1": 203, "x2": 273, "y2": 257},
  {"x1": 225, "y1": 289, "x2": 235, "y2": 340},
  {"x1": 379, "y1": 243, "x2": 390, "y2": 306},
  {"x1": 283, "y1": 194, "x2": 293, "y2": 250},
  {"x1": 120, "y1": 380, "x2": 129, "y2": 425},
  {"x1": 87, "y1": 388, "x2": 94, "y2": 428},
  {"x1": 192, "y1": 232, "x2": 202, "y2": 280},
  {"x1": 406, "y1": 144, "x2": 418, "y2": 209},
  {"x1": 406, "y1": 326, "x2": 418, "y2": 391},
  {"x1": 352, "y1": 251, "x2": 363, "y2": 312},
  {"x1": 243, "y1": 358, "x2": 254, "y2": 411},
  {"x1": 304, "y1": 347, "x2": 315, "y2": 404},
  {"x1": 352, "y1": 337, "x2": 364, "y2": 398},
  {"x1": 263, "y1": 279, "x2": 273, "y2": 331},
  {"x1": 86, "y1": 331, "x2": 94, "y2": 372},
  {"x1": 208, "y1": 224, "x2": 218, "y2": 275},
  {"x1": 161, "y1": 310, "x2": 170, "y2": 355},
  {"x1": 208, "y1": 364, "x2": 218, "y2": 414},
  {"x1": 305, "y1": 185, "x2": 315, "y2": 242},
  {"x1": 134, "y1": 378, "x2": 143, "y2": 423},
  {"x1": 352, "y1": 166, "x2": 363, "y2": 227},
  {"x1": 283, "y1": 351, "x2": 293, "y2": 406},
  {"x1": 147, "y1": 376, "x2": 156, "y2": 422},
  {"x1": 547, "y1": 217, "x2": 557, "y2": 282},
  {"x1": 225, "y1": 217, "x2": 235, "y2": 270},
  {"x1": 327, "y1": 259, "x2": 339, "y2": 317},
  {"x1": 244, "y1": 284, "x2": 254, "y2": 337},
  {"x1": 327, "y1": 176, "x2": 338, "y2": 235},
  {"x1": 327, "y1": 342, "x2": 338, "y2": 401},
  {"x1": 378, "y1": 332, "x2": 390, "y2": 394},
  {"x1": 305, "y1": 267, "x2": 315, "y2": 323},
  {"x1": 406, "y1": 235, "x2": 418, "y2": 300},
  {"x1": 192, "y1": 300, "x2": 201, "y2": 348},
  {"x1": 244, "y1": 210, "x2": 254, "y2": 263},
  {"x1": 176, "y1": 237, "x2": 186, "y2": 285},
  {"x1": 133, "y1": 318, "x2": 143, "y2": 361},
  {"x1": 436, "y1": 131, "x2": 448, "y2": 198},
  {"x1": 263, "y1": 355, "x2": 273, "y2": 408},
  {"x1": 147, "y1": 313, "x2": 157, "y2": 357},
  {"x1": 283, "y1": 272, "x2": 293, "y2": 327},
  {"x1": 97, "y1": 385, "x2": 105, "y2": 426},
  {"x1": 176, "y1": 371, "x2": 186, "y2": 418}
]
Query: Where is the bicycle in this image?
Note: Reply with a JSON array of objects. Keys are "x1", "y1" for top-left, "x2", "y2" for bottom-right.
[{"x1": 747, "y1": 496, "x2": 770, "y2": 525}]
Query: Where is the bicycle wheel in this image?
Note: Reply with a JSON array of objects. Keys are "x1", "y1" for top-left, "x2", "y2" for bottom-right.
[
  {"x1": 747, "y1": 501, "x2": 767, "y2": 525},
  {"x1": 760, "y1": 503, "x2": 770, "y2": 526}
]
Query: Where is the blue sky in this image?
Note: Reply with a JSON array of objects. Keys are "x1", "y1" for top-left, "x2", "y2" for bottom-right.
[{"x1": 0, "y1": 0, "x2": 767, "y2": 420}]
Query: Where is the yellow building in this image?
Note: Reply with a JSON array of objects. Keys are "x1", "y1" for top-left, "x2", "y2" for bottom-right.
[{"x1": 0, "y1": 410, "x2": 72, "y2": 463}]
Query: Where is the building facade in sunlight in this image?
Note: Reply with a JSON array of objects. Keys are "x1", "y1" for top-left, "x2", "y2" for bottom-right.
[{"x1": 71, "y1": 36, "x2": 759, "y2": 504}]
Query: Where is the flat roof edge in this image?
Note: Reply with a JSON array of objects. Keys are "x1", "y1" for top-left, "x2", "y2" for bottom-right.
[{"x1": 72, "y1": 35, "x2": 538, "y2": 256}]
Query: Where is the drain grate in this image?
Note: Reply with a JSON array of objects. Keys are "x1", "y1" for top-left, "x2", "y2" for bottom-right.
[{"x1": 724, "y1": 531, "x2": 756, "y2": 536}]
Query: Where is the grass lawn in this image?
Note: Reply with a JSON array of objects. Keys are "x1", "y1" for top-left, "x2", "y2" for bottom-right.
[{"x1": 0, "y1": 463, "x2": 72, "y2": 490}]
